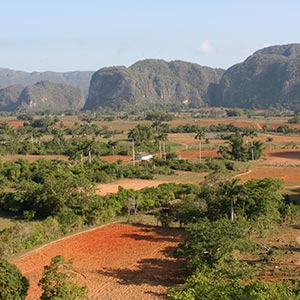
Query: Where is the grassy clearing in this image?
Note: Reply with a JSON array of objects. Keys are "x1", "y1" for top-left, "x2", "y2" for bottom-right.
[
  {"x1": 0, "y1": 213, "x2": 16, "y2": 230},
  {"x1": 155, "y1": 170, "x2": 207, "y2": 185}
]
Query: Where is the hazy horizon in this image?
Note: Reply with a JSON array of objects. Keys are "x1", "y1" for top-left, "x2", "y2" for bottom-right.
[{"x1": 1, "y1": 0, "x2": 299, "y2": 72}]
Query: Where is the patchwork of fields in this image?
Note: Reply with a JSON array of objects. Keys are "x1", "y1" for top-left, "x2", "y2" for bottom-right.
[{"x1": 2, "y1": 113, "x2": 300, "y2": 299}]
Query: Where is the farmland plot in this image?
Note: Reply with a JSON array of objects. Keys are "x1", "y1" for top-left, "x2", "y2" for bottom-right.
[{"x1": 13, "y1": 223, "x2": 186, "y2": 300}]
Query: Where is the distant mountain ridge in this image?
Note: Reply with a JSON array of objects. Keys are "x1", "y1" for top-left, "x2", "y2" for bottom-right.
[
  {"x1": 1, "y1": 44, "x2": 300, "y2": 112},
  {"x1": 0, "y1": 81, "x2": 84, "y2": 112},
  {"x1": 0, "y1": 68, "x2": 93, "y2": 97},
  {"x1": 208, "y1": 43, "x2": 300, "y2": 109},
  {"x1": 84, "y1": 59, "x2": 224, "y2": 110}
]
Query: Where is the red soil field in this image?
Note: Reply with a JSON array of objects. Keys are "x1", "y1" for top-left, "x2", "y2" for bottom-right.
[
  {"x1": 100, "y1": 155, "x2": 132, "y2": 163},
  {"x1": 13, "y1": 223, "x2": 186, "y2": 300},
  {"x1": 264, "y1": 149, "x2": 300, "y2": 165},
  {"x1": 96, "y1": 179, "x2": 172, "y2": 196},
  {"x1": 238, "y1": 150, "x2": 300, "y2": 185},
  {"x1": 238, "y1": 166, "x2": 300, "y2": 185},
  {"x1": 168, "y1": 133, "x2": 198, "y2": 145},
  {"x1": 178, "y1": 149, "x2": 219, "y2": 159},
  {"x1": 7, "y1": 120, "x2": 24, "y2": 127}
]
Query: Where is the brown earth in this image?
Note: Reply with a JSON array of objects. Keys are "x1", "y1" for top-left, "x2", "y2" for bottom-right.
[
  {"x1": 238, "y1": 150, "x2": 300, "y2": 185},
  {"x1": 238, "y1": 166, "x2": 300, "y2": 185},
  {"x1": 264, "y1": 149, "x2": 300, "y2": 165},
  {"x1": 100, "y1": 155, "x2": 132, "y2": 163},
  {"x1": 259, "y1": 134, "x2": 300, "y2": 144},
  {"x1": 13, "y1": 223, "x2": 186, "y2": 300},
  {"x1": 252, "y1": 224, "x2": 300, "y2": 282},
  {"x1": 96, "y1": 179, "x2": 172, "y2": 196},
  {"x1": 7, "y1": 120, "x2": 24, "y2": 127},
  {"x1": 178, "y1": 149, "x2": 219, "y2": 159}
]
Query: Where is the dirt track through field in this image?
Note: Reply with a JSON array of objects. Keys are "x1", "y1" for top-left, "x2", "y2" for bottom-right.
[
  {"x1": 13, "y1": 223, "x2": 186, "y2": 300},
  {"x1": 238, "y1": 150, "x2": 300, "y2": 185}
]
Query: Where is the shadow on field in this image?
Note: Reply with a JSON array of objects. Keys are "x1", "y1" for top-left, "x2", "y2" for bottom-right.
[
  {"x1": 97, "y1": 254, "x2": 187, "y2": 287},
  {"x1": 120, "y1": 224, "x2": 186, "y2": 244},
  {"x1": 269, "y1": 151, "x2": 300, "y2": 160}
]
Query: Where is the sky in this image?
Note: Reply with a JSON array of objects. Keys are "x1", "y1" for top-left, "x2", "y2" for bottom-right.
[{"x1": 0, "y1": 0, "x2": 299, "y2": 72}]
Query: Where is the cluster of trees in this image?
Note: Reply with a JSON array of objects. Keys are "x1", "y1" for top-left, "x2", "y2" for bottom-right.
[
  {"x1": 144, "y1": 111, "x2": 176, "y2": 121},
  {"x1": 168, "y1": 178, "x2": 300, "y2": 299},
  {"x1": 0, "y1": 255, "x2": 88, "y2": 300},
  {"x1": 0, "y1": 158, "x2": 175, "y2": 220},
  {"x1": 161, "y1": 177, "x2": 285, "y2": 227},
  {"x1": 218, "y1": 130, "x2": 264, "y2": 161},
  {"x1": 288, "y1": 114, "x2": 300, "y2": 124},
  {"x1": 169, "y1": 121, "x2": 300, "y2": 136},
  {"x1": 0, "y1": 118, "x2": 125, "y2": 158}
]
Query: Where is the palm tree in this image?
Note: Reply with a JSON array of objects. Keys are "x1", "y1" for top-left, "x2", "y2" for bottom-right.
[
  {"x1": 242, "y1": 128, "x2": 257, "y2": 160},
  {"x1": 266, "y1": 136, "x2": 273, "y2": 150},
  {"x1": 222, "y1": 178, "x2": 243, "y2": 221},
  {"x1": 249, "y1": 140, "x2": 264, "y2": 160},
  {"x1": 227, "y1": 131, "x2": 248, "y2": 161},
  {"x1": 160, "y1": 132, "x2": 168, "y2": 159},
  {"x1": 194, "y1": 128, "x2": 206, "y2": 163},
  {"x1": 82, "y1": 138, "x2": 97, "y2": 164},
  {"x1": 153, "y1": 121, "x2": 168, "y2": 159},
  {"x1": 154, "y1": 131, "x2": 168, "y2": 159},
  {"x1": 128, "y1": 128, "x2": 138, "y2": 164}
]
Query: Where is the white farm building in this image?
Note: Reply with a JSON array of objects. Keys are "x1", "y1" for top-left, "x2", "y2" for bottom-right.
[{"x1": 134, "y1": 152, "x2": 153, "y2": 161}]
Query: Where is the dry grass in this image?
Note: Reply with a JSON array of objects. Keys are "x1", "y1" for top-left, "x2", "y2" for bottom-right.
[
  {"x1": 0, "y1": 217, "x2": 15, "y2": 230},
  {"x1": 96, "y1": 179, "x2": 170, "y2": 196},
  {"x1": 3, "y1": 154, "x2": 69, "y2": 162}
]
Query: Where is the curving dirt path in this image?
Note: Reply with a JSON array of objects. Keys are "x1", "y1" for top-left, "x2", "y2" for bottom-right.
[{"x1": 12, "y1": 223, "x2": 186, "y2": 300}]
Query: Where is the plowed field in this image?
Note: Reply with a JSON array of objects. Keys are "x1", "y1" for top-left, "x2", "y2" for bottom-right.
[
  {"x1": 178, "y1": 149, "x2": 219, "y2": 159},
  {"x1": 13, "y1": 224, "x2": 186, "y2": 300},
  {"x1": 238, "y1": 150, "x2": 300, "y2": 186}
]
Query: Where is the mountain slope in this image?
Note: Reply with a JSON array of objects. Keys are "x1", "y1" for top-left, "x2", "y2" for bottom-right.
[
  {"x1": 209, "y1": 43, "x2": 300, "y2": 109},
  {"x1": 16, "y1": 81, "x2": 85, "y2": 112},
  {"x1": 0, "y1": 85, "x2": 24, "y2": 111},
  {"x1": 84, "y1": 59, "x2": 224, "y2": 110},
  {"x1": 0, "y1": 68, "x2": 93, "y2": 96}
]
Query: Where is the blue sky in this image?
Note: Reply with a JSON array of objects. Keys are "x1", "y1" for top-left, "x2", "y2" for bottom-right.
[{"x1": 0, "y1": 0, "x2": 299, "y2": 71}]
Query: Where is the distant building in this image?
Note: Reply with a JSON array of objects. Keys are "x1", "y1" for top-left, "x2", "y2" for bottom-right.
[{"x1": 134, "y1": 152, "x2": 153, "y2": 161}]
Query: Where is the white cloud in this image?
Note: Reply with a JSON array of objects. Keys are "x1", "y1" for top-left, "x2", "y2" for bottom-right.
[{"x1": 199, "y1": 40, "x2": 215, "y2": 54}]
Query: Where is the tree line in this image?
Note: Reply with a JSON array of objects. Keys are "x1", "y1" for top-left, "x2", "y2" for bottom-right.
[{"x1": 167, "y1": 178, "x2": 300, "y2": 299}]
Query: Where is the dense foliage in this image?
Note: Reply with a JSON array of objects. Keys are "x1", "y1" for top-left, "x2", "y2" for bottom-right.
[
  {"x1": 167, "y1": 176, "x2": 300, "y2": 300},
  {"x1": 0, "y1": 259, "x2": 29, "y2": 300}
]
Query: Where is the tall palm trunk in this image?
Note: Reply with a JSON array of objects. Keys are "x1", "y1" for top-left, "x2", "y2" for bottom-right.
[
  {"x1": 199, "y1": 140, "x2": 202, "y2": 163},
  {"x1": 159, "y1": 140, "x2": 162, "y2": 158},
  {"x1": 132, "y1": 139, "x2": 135, "y2": 165},
  {"x1": 230, "y1": 198, "x2": 235, "y2": 221}
]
